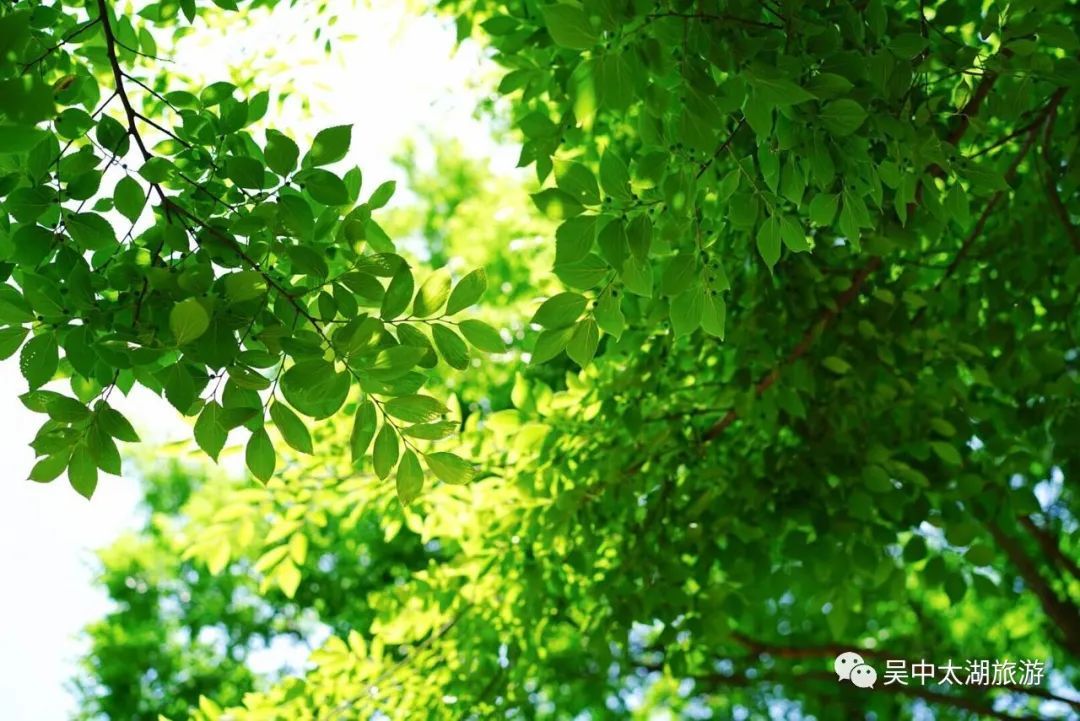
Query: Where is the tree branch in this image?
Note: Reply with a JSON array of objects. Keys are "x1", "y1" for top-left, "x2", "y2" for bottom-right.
[
  {"x1": 19, "y1": 16, "x2": 101, "y2": 74},
  {"x1": 645, "y1": 11, "x2": 783, "y2": 31},
  {"x1": 984, "y1": 519, "x2": 1080, "y2": 657},
  {"x1": 731, "y1": 631, "x2": 884, "y2": 659},
  {"x1": 702, "y1": 257, "x2": 881, "y2": 440},
  {"x1": 912, "y1": 88, "x2": 1061, "y2": 323},
  {"x1": 95, "y1": 0, "x2": 165, "y2": 205},
  {"x1": 696, "y1": 58, "x2": 1022, "y2": 444},
  {"x1": 683, "y1": 665, "x2": 1044, "y2": 720},
  {"x1": 1040, "y1": 93, "x2": 1080, "y2": 253},
  {"x1": 1019, "y1": 515, "x2": 1080, "y2": 584}
]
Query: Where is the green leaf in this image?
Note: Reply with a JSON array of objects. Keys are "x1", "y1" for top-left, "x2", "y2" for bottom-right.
[
  {"x1": 701, "y1": 292, "x2": 726, "y2": 339},
  {"x1": 458, "y1": 319, "x2": 506, "y2": 353},
  {"x1": 930, "y1": 441, "x2": 963, "y2": 466},
  {"x1": 945, "y1": 184, "x2": 971, "y2": 227},
  {"x1": 661, "y1": 254, "x2": 698, "y2": 296},
  {"x1": 822, "y1": 356, "x2": 851, "y2": 374},
  {"x1": 306, "y1": 124, "x2": 352, "y2": 166},
  {"x1": 531, "y1": 325, "x2": 574, "y2": 364},
  {"x1": 372, "y1": 423, "x2": 399, "y2": 479},
  {"x1": 532, "y1": 292, "x2": 587, "y2": 328},
  {"x1": 19, "y1": 333, "x2": 58, "y2": 389},
  {"x1": 0, "y1": 326, "x2": 28, "y2": 361},
  {"x1": 0, "y1": 124, "x2": 47, "y2": 153},
  {"x1": 224, "y1": 270, "x2": 267, "y2": 302},
  {"x1": 396, "y1": 449, "x2": 424, "y2": 505},
  {"x1": 381, "y1": 266, "x2": 414, "y2": 320},
  {"x1": 890, "y1": 33, "x2": 927, "y2": 59},
  {"x1": 540, "y1": 3, "x2": 598, "y2": 49},
  {"x1": 621, "y1": 255, "x2": 652, "y2": 298},
  {"x1": 671, "y1": 286, "x2": 704, "y2": 338},
  {"x1": 29, "y1": 453, "x2": 68, "y2": 483},
  {"x1": 302, "y1": 169, "x2": 349, "y2": 205},
  {"x1": 280, "y1": 359, "x2": 351, "y2": 419},
  {"x1": 555, "y1": 216, "x2": 598, "y2": 265},
  {"x1": 402, "y1": 421, "x2": 457, "y2": 440},
  {"x1": 555, "y1": 253, "x2": 608, "y2": 289},
  {"x1": 599, "y1": 150, "x2": 631, "y2": 200},
  {"x1": 779, "y1": 215, "x2": 809, "y2": 252},
  {"x1": 965, "y1": 544, "x2": 995, "y2": 567},
  {"x1": 113, "y1": 177, "x2": 146, "y2": 222},
  {"x1": 368, "y1": 180, "x2": 396, "y2": 209},
  {"x1": 756, "y1": 216, "x2": 781, "y2": 271},
  {"x1": 66, "y1": 212, "x2": 116, "y2": 251},
  {"x1": 863, "y1": 465, "x2": 893, "y2": 494},
  {"x1": 424, "y1": 451, "x2": 475, "y2": 485},
  {"x1": 68, "y1": 444, "x2": 98, "y2": 499},
  {"x1": 412, "y1": 269, "x2": 452, "y2": 318},
  {"x1": 566, "y1": 318, "x2": 599, "y2": 366},
  {"x1": 265, "y1": 129, "x2": 299, "y2": 176},
  {"x1": 819, "y1": 99, "x2": 867, "y2": 136},
  {"x1": 98, "y1": 407, "x2": 140, "y2": 442},
  {"x1": 555, "y1": 161, "x2": 600, "y2": 205},
  {"x1": 743, "y1": 92, "x2": 773, "y2": 137},
  {"x1": 432, "y1": 324, "x2": 470, "y2": 370},
  {"x1": 139, "y1": 157, "x2": 173, "y2": 183},
  {"x1": 225, "y1": 156, "x2": 265, "y2": 189},
  {"x1": 164, "y1": 364, "x2": 197, "y2": 414},
  {"x1": 808, "y1": 193, "x2": 839, "y2": 226},
  {"x1": 270, "y1": 401, "x2": 313, "y2": 454},
  {"x1": 384, "y1": 395, "x2": 449, "y2": 424},
  {"x1": 594, "y1": 289, "x2": 624, "y2": 339},
  {"x1": 194, "y1": 401, "x2": 228, "y2": 461},
  {"x1": 246, "y1": 428, "x2": 276, "y2": 483},
  {"x1": 445, "y1": 268, "x2": 487, "y2": 315},
  {"x1": 350, "y1": 398, "x2": 378, "y2": 463},
  {"x1": 943, "y1": 520, "x2": 977, "y2": 548},
  {"x1": 276, "y1": 561, "x2": 301, "y2": 598},
  {"x1": 748, "y1": 72, "x2": 817, "y2": 106},
  {"x1": 170, "y1": 298, "x2": 210, "y2": 345}
]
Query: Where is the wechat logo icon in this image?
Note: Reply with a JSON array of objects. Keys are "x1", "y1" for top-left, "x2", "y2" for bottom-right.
[{"x1": 835, "y1": 651, "x2": 877, "y2": 689}]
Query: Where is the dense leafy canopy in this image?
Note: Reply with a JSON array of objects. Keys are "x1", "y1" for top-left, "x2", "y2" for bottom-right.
[
  {"x1": 1, "y1": 0, "x2": 487, "y2": 499},
  {"x1": 2, "y1": 0, "x2": 1079, "y2": 719}
]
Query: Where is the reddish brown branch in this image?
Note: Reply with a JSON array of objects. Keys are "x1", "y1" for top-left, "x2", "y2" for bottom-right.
[
  {"x1": 686, "y1": 666, "x2": 1044, "y2": 720},
  {"x1": 1019, "y1": 515, "x2": 1080, "y2": 584},
  {"x1": 1040, "y1": 93, "x2": 1080, "y2": 253},
  {"x1": 702, "y1": 257, "x2": 881, "y2": 440},
  {"x1": 731, "y1": 631, "x2": 885, "y2": 659},
  {"x1": 697, "y1": 56, "x2": 1030, "y2": 443},
  {"x1": 910, "y1": 88, "x2": 1061, "y2": 325},
  {"x1": 946, "y1": 56, "x2": 1005, "y2": 147},
  {"x1": 984, "y1": 519, "x2": 1080, "y2": 657}
]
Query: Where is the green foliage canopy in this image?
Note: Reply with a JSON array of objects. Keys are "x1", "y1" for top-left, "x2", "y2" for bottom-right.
[{"x1": 1, "y1": 0, "x2": 489, "y2": 500}]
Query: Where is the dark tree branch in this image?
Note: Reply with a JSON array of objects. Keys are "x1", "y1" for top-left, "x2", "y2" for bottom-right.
[
  {"x1": 701, "y1": 256, "x2": 882, "y2": 440},
  {"x1": 912, "y1": 88, "x2": 1063, "y2": 324},
  {"x1": 19, "y1": 16, "x2": 101, "y2": 74},
  {"x1": 1019, "y1": 515, "x2": 1080, "y2": 584},
  {"x1": 1040, "y1": 96, "x2": 1080, "y2": 253},
  {"x1": 95, "y1": 0, "x2": 164, "y2": 198},
  {"x1": 696, "y1": 56, "x2": 1021, "y2": 445},
  {"x1": 697, "y1": 117, "x2": 745, "y2": 179},
  {"x1": 678, "y1": 664, "x2": 1045, "y2": 720},
  {"x1": 731, "y1": 632, "x2": 885, "y2": 659},
  {"x1": 984, "y1": 519, "x2": 1080, "y2": 657},
  {"x1": 645, "y1": 11, "x2": 783, "y2": 30}
]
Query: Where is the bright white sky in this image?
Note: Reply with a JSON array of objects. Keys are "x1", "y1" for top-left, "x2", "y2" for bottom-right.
[{"x1": 0, "y1": 2, "x2": 511, "y2": 718}]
